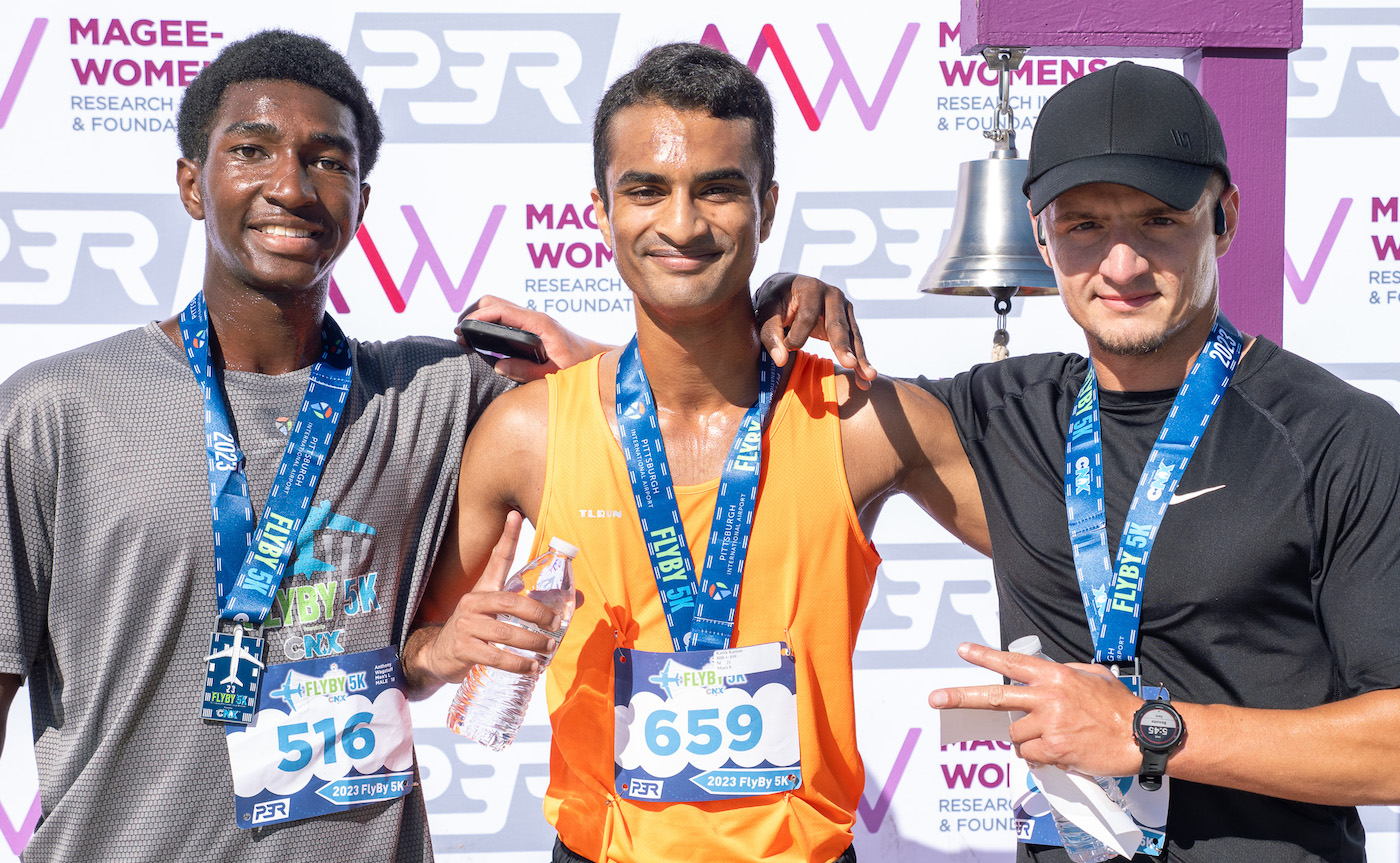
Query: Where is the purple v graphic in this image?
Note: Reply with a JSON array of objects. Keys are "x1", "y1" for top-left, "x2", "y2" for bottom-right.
[
  {"x1": 1285, "y1": 198, "x2": 1351, "y2": 305},
  {"x1": 857, "y1": 727, "x2": 921, "y2": 832},
  {"x1": 0, "y1": 793, "x2": 41, "y2": 855},
  {"x1": 0, "y1": 19, "x2": 46, "y2": 129}
]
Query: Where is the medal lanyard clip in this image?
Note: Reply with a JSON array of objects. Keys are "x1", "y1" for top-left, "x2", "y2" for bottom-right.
[
  {"x1": 221, "y1": 616, "x2": 263, "y2": 639},
  {"x1": 1109, "y1": 657, "x2": 1143, "y2": 696},
  {"x1": 1108, "y1": 657, "x2": 1141, "y2": 678}
]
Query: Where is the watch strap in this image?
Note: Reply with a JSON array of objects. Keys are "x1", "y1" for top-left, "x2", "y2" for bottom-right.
[{"x1": 1138, "y1": 749, "x2": 1169, "y2": 791}]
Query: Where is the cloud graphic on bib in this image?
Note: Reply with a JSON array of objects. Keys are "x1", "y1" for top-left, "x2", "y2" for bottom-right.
[
  {"x1": 227, "y1": 687, "x2": 414, "y2": 797},
  {"x1": 615, "y1": 682, "x2": 799, "y2": 778}
]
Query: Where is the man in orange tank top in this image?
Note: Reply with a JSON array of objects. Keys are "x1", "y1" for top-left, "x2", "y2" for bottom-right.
[{"x1": 402, "y1": 43, "x2": 986, "y2": 863}]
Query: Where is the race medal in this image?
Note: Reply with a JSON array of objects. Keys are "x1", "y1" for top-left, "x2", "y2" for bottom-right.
[
  {"x1": 201, "y1": 627, "x2": 265, "y2": 725},
  {"x1": 224, "y1": 645, "x2": 414, "y2": 828},
  {"x1": 179, "y1": 292, "x2": 353, "y2": 726},
  {"x1": 1038, "y1": 317, "x2": 1242, "y2": 856},
  {"x1": 613, "y1": 642, "x2": 801, "y2": 802}
]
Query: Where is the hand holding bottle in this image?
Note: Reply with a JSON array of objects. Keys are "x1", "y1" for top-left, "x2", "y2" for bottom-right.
[
  {"x1": 414, "y1": 511, "x2": 561, "y2": 686},
  {"x1": 448, "y1": 537, "x2": 579, "y2": 750}
]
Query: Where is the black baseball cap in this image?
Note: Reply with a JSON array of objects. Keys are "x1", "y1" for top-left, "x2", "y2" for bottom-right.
[{"x1": 1024, "y1": 62, "x2": 1229, "y2": 215}]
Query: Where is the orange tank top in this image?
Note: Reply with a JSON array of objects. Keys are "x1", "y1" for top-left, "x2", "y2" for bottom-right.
[{"x1": 533, "y1": 351, "x2": 881, "y2": 863}]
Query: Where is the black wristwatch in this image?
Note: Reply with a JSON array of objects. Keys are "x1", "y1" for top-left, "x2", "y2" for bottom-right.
[{"x1": 1132, "y1": 699, "x2": 1185, "y2": 791}]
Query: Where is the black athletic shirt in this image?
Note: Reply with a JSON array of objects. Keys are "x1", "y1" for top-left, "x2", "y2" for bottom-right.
[{"x1": 919, "y1": 338, "x2": 1400, "y2": 862}]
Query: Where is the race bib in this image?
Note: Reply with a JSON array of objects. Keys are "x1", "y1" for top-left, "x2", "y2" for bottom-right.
[
  {"x1": 224, "y1": 646, "x2": 415, "y2": 828},
  {"x1": 613, "y1": 642, "x2": 802, "y2": 802}
]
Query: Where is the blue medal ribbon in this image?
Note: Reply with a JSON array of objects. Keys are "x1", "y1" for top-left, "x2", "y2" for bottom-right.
[
  {"x1": 1063, "y1": 316, "x2": 1244, "y2": 664},
  {"x1": 179, "y1": 292, "x2": 353, "y2": 626},
  {"x1": 615, "y1": 337, "x2": 780, "y2": 652}
]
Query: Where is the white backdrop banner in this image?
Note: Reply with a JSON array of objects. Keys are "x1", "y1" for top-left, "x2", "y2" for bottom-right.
[{"x1": 2, "y1": 1, "x2": 1399, "y2": 860}]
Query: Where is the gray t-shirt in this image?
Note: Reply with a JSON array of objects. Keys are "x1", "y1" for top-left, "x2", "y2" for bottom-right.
[{"x1": 0, "y1": 322, "x2": 510, "y2": 861}]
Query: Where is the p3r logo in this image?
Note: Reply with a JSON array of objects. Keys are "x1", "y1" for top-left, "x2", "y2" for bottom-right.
[
  {"x1": 250, "y1": 799, "x2": 290, "y2": 825},
  {"x1": 413, "y1": 727, "x2": 554, "y2": 850},
  {"x1": 778, "y1": 190, "x2": 1002, "y2": 321},
  {"x1": 346, "y1": 13, "x2": 618, "y2": 143},
  {"x1": 0, "y1": 193, "x2": 190, "y2": 323},
  {"x1": 1290, "y1": 8, "x2": 1400, "y2": 136}
]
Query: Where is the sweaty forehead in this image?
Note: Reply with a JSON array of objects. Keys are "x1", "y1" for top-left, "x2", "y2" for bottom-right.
[
  {"x1": 212, "y1": 79, "x2": 356, "y2": 139},
  {"x1": 604, "y1": 103, "x2": 758, "y2": 181}
]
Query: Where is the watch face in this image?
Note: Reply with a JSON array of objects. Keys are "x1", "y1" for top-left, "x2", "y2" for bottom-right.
[{"x1": 1136, "y1": 704, "x2": 1184, "y2": 750}]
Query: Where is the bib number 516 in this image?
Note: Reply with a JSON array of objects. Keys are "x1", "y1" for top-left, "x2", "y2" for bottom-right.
[
  {"x1": 644, "y1": 705, "x2": 763, "y2": 756},
  {"x1": 277, "y1": 712, "x2": 375, "y2": 772}
]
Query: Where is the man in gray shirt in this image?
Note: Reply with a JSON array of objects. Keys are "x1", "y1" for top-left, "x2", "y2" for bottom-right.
[{"x1": 0, "y1": 30, "x2": 508, "y2": 860}]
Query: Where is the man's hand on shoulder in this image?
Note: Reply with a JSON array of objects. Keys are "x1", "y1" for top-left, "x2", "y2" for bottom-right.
[
  {"x1": 459, "y1": 278, "x2": 876, "y2": 388},
  {"x1": 458, "y1": 295, "x2": 611, "y2": 383},
  {"x1": 754, "y1": 273, "x2": 877, "y2": 390}
]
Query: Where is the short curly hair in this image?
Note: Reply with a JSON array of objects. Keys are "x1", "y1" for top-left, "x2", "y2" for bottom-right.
[{"x1": 177, "y1": 30, "x2": 383, "y2": 176}]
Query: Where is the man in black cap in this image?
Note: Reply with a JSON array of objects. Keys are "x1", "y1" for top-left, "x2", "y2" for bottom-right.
[{"x1": 919, "y1": 61, "x2": 1400, "y2": 860}]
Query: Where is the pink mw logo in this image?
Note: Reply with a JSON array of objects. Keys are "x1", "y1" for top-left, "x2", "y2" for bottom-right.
[
  {"x1": 0, "y1": 19, "x2": 46, "y2": 129},
  {"x1": 329, "y1": 205, "x2": 506, "y2": 314},
  {"x1": 699, "y1": 23, "x2": 918, "y2": 131}
]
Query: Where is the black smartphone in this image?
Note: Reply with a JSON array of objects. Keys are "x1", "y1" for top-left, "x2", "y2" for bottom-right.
[{"x1": 458, "y1": 319, "x2": 548, "y2": 364}]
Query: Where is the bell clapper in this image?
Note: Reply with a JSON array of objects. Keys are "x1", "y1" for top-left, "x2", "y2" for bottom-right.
[{"x1": 992, "y1": 294, "x2": 1012, "y2": 361}]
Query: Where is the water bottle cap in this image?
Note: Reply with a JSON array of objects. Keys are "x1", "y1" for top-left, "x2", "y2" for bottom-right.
[
  {"x1": 1007, "y1": 635, "x2": 1043, "y2": 657},
  {"x1": 548, "y1": 537, "x2": 580, "y2": 558}
]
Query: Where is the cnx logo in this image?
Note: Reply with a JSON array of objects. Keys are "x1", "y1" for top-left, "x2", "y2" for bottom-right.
[
  {"x1": 700, "y1": 23, "x2": 919, "y2": 131},
  {"x1": 346, "y1": 13, "x2": 618, "y2": 143},
  {"x1": 1290, "y1": 8, "x2": 1400, "y2": 137},
  {"x1": 779, "y1": 190, "x2": 997, "y2": 321},
  {"x1": 0, "y1": 193, "x2": 189, "y2": 324},
  {"x1": 1145, "y1": 459, "x2": 1179, "y2": 502}
]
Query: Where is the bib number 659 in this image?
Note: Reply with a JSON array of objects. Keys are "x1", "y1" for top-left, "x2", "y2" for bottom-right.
[{"x1": 644, "y1": 705, "x2": 763, "y2": 756}]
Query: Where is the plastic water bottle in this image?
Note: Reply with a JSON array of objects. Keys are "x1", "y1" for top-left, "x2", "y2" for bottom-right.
[
  {"x1": 1008, "y1": 635, "x2": 1127, "y2": 863},
  {"x1": 447, "y1": 537, "x2": 578, "y2": 750}
]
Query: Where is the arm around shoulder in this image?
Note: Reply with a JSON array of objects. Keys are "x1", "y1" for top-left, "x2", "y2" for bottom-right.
[
  {"x1": 892, "y1": 379, "x2": 989, "y2": 555},
  {"x1": 838, "y1": 373, "x2": 989, "y2": 555}
]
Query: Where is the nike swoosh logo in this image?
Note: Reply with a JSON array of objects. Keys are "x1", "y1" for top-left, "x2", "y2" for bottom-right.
[{"x1": 1169, "y1": 484, "x2": 1226, "y2": 505}]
